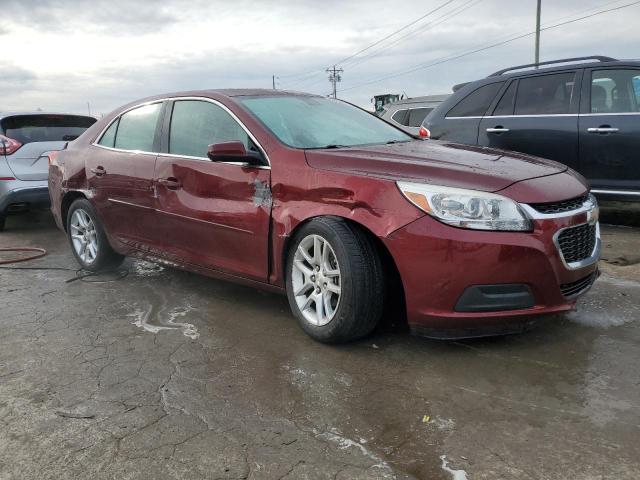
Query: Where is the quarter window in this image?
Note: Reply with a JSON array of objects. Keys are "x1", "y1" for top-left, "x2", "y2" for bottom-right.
[
  {"x1": 113, "y1": 103, "x2": 162, "y2": 152},
  {"x1": 492, "y1": 81, "x2": 517, "y2": 116},
  {"x1": 514, "y1": 73, "x2": 576, "y2": 115},
  {"x1": 391, "y1": 109, "x2": 408, "y2": 125},
  {"x1": 97, "y1": 119, "x2": 118, "y2": 148},
  {"x1": 407, "y1": 108, "x2": 432, "y2": 127},
  {"x1": 591, "y1": 69, "x2": 640, "y2": 113},
  {"x1": 446, "y1": 83, "x2": 504, "y2": 118},
  {"x1": 169, "y1": 100, "x2": 249, "y2": 158}
]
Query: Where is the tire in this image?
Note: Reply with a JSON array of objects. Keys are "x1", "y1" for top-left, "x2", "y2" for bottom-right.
[
  {"x1": 66, "y1": 198, "x2": 124, "y2": 271},
  {"x1": 285, "y1": 217, "x2": 384, "y2": 343},
  {"x1": 0, "y1": 214, "x2": 5, "y2": 232}
]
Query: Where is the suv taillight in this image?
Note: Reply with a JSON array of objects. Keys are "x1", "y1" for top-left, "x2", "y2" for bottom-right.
[
  {"x1": 418, "y1": 126, "x2": 430, "y2": 139},
  {"x1": 0, "y1": 134, "x2": 22, "y2": 155},
  {"x1": 48, "y1": 151, "x2": 58, "y2": 166}
]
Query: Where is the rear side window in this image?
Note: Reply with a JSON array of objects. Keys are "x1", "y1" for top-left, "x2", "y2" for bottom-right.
[
  {"x1": 113, "y1": 103, "x2": 162, "y2": 152},
  {"x1": 591, "y1": 69, "x2": 640, "y2": 113},
  {"x1": 407, "y1": 108, "x2": 432, "y2": 127},
  {"x1": 514, "y1": 72, "x2": 576, "y2": 115},
  {"x1": 446, "y1": 83, "x2": 503, "y2": 118},
  {"x1": 169, "y1": 100, "x2": 249, "y2": 158},
  {"x1": 492, "y1": 81, "x2": 517, "y2": 116},
  {"x1": 1, "y1": 115, "x2": 96, "y2": 144}
]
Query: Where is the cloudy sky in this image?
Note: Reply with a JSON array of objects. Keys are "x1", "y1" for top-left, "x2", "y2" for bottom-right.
[{"x1": 2, "y1": 0, "x2": 639, "y2": 115}]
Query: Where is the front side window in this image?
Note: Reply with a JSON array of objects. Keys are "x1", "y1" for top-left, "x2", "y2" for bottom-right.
[
  {"x1": 591, "y1": 69, "x2": 640, "y2": 113},
  {"x1": 446, "y1": 83, "x2": 504, "y2": 118},
  {"x1": 113, "y1": 103, "x2": 162, "y2": 152},
  {"x1": 241, "y1": 96, "x2": 411, "y2": 149},
  {"x1": 169, "y1": 100, "x2": 249, "y2": 157},
  {"x1": 514, "y1": 72, "x2": 576, "y2": 115}
]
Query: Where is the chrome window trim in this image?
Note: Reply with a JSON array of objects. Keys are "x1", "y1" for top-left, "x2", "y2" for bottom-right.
[
  {"x1": 92, "y1": 96, "x2": 271, "y2": 169},
  {"x1": 580, "y1": 112, "x2": 640, "y2": 116},
  {"x1": 447, "y1": 112, "x2": 640, "y2": 119},
  {"x1": 591, "y1": 189, "x2": 640, "y2": 197}
]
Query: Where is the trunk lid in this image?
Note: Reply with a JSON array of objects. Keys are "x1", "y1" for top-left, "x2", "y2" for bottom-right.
[
  {"x1": 305, "y1": 140, "x2": 568, "y2": 193},
  {"x1": 4, "y1": 141, "x2": 67, "y2": 180}
]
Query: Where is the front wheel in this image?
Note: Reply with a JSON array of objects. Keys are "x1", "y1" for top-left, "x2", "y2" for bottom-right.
[
  {"x1": 66, "y1": 198, "x2": 124, "y2": 271},
  {"x1": 285, "y1": 217, "x2": 384, "y2": 343}
]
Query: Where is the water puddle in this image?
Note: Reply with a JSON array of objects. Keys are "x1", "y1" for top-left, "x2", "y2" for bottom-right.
[
  {"x1": 131, "y1": 260, "x2": 165, "y2": 277},
  {"x1": 129, "y1": 303, "x2": 200, "y2": 339},
  {"x1": 440, "y1": 455, "x2": 468, "y2": 480}
]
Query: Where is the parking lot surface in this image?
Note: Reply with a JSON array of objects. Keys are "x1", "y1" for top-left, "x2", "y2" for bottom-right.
[{"x1": 1, "y1": 211, "x2": 639, "y2": 480}]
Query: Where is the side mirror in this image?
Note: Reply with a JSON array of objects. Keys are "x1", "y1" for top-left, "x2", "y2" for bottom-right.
[{"x1": 207, "y1": 141, "x2": 260, "y2": 165}]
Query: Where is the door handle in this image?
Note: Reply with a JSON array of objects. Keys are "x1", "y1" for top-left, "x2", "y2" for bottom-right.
[
  {"x1": 587, "y1": 126, "x2": 619, "y2": 134},
  {"x1": 157, "y1": 177, "x2": 181, "y2": 190},
  {"x1": 486, "y1": 127, "x2": 510, "y2": 133},
  {"x1": 90, "y1": 166, "x2": 106, "y2": 176}
]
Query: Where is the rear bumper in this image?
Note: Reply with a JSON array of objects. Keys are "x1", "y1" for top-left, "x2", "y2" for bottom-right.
[
  {"x1": 383, "y1": 210, "x2": 600, "y2": 336},
  {"x1": 0, "y1": 180, "x2": 50, "y2": 215}
]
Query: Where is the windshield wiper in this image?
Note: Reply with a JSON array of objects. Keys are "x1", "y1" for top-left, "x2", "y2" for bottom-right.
[{"x1": 386, "y1": 140, "x2": 411, "y2": 145}]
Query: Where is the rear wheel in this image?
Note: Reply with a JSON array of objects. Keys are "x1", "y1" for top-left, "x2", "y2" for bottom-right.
[
  {"x1": 0, "y1": 214, "x2": 5, "y2": 232},
  {"x1": 66, "y1": 199, "x2": 124, "y2": 271},
  {"x1": 285, "y1": 217, "x2": 384, "y2": 343}
]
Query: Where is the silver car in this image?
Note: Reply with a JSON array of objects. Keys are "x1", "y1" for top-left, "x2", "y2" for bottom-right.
[
  {"x1": 0, "y1": 112, "x2": 96, "y2": 231},
  {"x1": 379, "y1": 94, "x2": 449, "y2": 135}
]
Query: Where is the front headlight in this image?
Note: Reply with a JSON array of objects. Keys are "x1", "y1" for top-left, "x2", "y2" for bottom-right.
[{"x1": 397, "y1": 181, "x2": 532, "y2": 231}]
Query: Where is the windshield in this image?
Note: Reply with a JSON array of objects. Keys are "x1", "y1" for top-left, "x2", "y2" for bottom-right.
[{"x1": 240, "y1": 96, "x2": 412, "y2": 149}]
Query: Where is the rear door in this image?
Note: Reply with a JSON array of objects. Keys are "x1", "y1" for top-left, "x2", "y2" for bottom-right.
[
  {"x1": 478, "y1": 71, "x2": 581, "y2": 172},
  {"x1": 154, "y1": 98, "x2": 271, "y2": 281},
  {"x1": 579, "y1": 67, "x2": 640, "y2": 193},
  {"x1": 1, "y1": 114, "x2": 96, "y2": 180},
  {"x1": 433, "y1": 82, "x2": 504, "y2": 144},
  {"x1": 89, "y1": 102, "x2": 163, "y2": 247}
]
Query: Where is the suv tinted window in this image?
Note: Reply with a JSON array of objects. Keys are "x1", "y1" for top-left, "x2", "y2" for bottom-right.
[
  {"x1": 169, "y1": 100, "x2": 249, "y2": 158},
  {"x1": 514, "y1": 72, "x2": 576, "y2": 115},
  {"x1": 407, "y1": 107, "x2": 432, "y2": 127},
  {"x1": 391, "y1": 109, "x2": 408, "y2": 125},
  {"x1": 446, "y1": 83, "x2": 503, "y2": 117},
  {"x1": 492, "y1": 81, "x2": 517, "y2": 116},
  {"x1": 1, "y1": 114, "x2": 95, "y2": 144},
  {"x1": 591, "y1": 69, "x2": 640, "y2": 113},
  {"x1": 114, "y1": 103, "x2": 161, "y2": 152}
]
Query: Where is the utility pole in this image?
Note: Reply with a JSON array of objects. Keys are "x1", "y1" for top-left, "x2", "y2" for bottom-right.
[
  {"x1": 87, "y1": 102, "x2": 91, "y2": 116},
  {"x1": 534, "y1": 0, "x2": 541, "y2": 67},
  {"x1": 272, "y1": 75, "x2": 276, "y2": 90},
  {"x1": 326, "y1": 65, "x2": 343, "y2": 99}
]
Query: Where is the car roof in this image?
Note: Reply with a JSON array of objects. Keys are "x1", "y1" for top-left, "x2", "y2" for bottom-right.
[
  {"x1": 491, "y1": 59, "x2": 640, "y2": 80},
  {"x1": 0, "y1": 111, "x2": 96, "y2": 121},
  {"x1": 386, "y1": 94, "x2": 449, "y2": 107}
]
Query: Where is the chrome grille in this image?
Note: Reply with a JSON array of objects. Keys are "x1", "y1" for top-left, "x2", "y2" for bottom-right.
[
  {"x1": 557, "y1": 223, "x2": 597, "y2": 264},
  {"x1": 560, "y1": 272, "x2": 597, "y2": 298},
  {"x1": 530, "y1": 195, "x2": 588, "y2": 214}
]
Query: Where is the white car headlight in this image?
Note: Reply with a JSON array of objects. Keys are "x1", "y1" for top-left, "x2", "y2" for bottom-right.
[{"x1": 397, "y1": 181, "x2": 532, "y2": 231}]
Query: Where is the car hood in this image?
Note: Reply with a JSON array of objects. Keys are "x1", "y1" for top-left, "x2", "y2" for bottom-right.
[{"x1": 305, "y1": 140, "x2": 569, "y2": 193}]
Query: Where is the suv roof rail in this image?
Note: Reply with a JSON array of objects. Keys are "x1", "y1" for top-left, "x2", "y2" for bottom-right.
[{"x1": 488, "y1": 56, "x2": 618, "y2": 77}]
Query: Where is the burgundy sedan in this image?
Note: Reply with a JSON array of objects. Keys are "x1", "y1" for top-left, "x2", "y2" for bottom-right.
[{"x1": 49, "y1": 90, "x2": 600, "y2": 343}]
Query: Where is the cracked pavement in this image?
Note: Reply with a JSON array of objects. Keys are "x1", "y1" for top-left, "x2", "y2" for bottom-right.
[{"x1": 0, "y1": 211, "x2": 639, "y2": 479}]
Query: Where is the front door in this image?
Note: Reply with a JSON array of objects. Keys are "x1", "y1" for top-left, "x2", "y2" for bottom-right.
[
  {"x1": 88, "y1": 102, "x2": 163, "y2": 247},
  {"x1": 478, "y1": 72, "x2": 581, "y2": 173},
  {"x1": 579, "y1": 67, "x2": 640, "y2": 194},
  {"x1": 154, "y1": 99, "x2": 271, "y2": 281}
]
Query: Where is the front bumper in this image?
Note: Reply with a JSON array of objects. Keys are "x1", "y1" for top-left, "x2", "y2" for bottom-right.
[
  {"x1": 0, "y1": 180, "x2": 50, "y2": 215},
  {"x1": 383, "y1": 205, "x2": 600, "y2": 336}
]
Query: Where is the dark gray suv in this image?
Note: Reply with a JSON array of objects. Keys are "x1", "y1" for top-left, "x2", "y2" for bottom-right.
[{"x1": 423, "y1": 56, "x2": 640, "y2": 203}]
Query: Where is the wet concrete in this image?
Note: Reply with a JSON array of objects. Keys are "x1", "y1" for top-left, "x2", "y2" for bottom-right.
[{"x1": 0, "y1": 211, "x2": 639, "y2": 479}]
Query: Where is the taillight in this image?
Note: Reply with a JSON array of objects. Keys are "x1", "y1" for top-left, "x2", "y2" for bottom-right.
[
  {"x1": 0, "y1": 134, "x2": 22, "y2": 155},
  {"x1": 0, "y1": 177, "x2": 16, "y2": 181},
  {"x1": 48, "y1": 151, "x2": 59, "y2": 166},
  {"x1": 418, "y1": 126, "x2": 430, "y2": 139}
]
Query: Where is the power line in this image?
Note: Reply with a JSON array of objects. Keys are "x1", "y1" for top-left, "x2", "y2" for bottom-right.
[
  {"x1": 339, "y1": 0, "x2": 640, "y2": 93},
  {"x1": 280, "y1": 0, "x2": 457, "y2": 87}
]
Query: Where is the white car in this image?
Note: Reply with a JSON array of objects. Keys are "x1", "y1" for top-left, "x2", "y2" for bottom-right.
[
  {"x1": 378, "y1": 94, "x2": 448, "y2": 135},
  {"x1": 0, "y1": 112, "x2": 96, "y2": 231}
]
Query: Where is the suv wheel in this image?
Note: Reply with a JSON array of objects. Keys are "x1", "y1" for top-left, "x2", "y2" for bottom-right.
[
  {"x1": 66, "y1": 198, "x2": 124, "y2": 271},
  {"x1": 285, "y1": 217, "x2": 384, "y2": 343}
]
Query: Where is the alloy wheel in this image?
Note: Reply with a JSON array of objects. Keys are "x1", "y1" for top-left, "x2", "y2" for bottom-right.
[
  {"x1": 70, "y1": 209, "x2": 98, "y2": 265},
  {"x1": 291, "y1": 234, "x2": 342, "y2": 326}
]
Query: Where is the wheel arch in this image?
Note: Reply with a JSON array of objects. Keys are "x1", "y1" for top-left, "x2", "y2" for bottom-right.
[
  {"x1": 60, "y1": 191, "x2": 88, "y2": 231},
  {"x1": 279, "y1": 215, "x2": 407, "y2": 325}
]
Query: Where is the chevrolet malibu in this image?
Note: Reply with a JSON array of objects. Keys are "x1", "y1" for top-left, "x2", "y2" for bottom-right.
[{"x1": 49, "y1": 90, "x2": 600, "y2": 343}]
